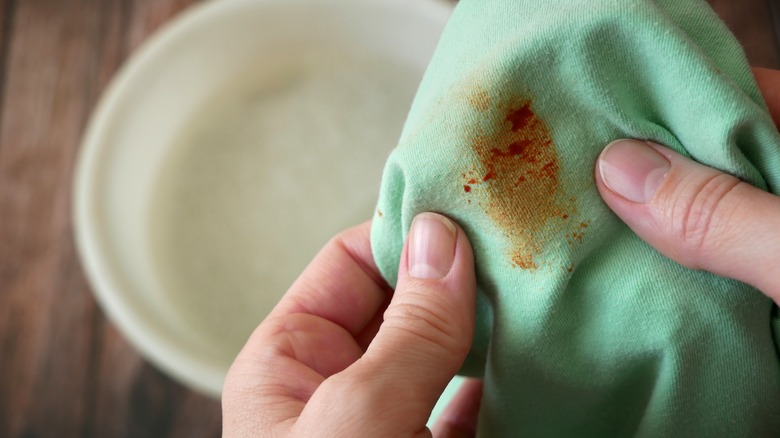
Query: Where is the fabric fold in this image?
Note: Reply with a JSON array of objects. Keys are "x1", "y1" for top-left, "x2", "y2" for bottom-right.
[{"x1": 372, "y1": 0, "x2": 780, "y2": 435}]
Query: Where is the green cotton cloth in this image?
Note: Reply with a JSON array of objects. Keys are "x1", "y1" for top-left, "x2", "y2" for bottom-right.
[{"x1": 371, "y1": 0, "x2": 780, "y2": 436}]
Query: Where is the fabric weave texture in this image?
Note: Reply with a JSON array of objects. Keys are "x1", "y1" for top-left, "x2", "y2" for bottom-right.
[{"x1": 371, "y1": 0, "x2": 780, "y2": 435}]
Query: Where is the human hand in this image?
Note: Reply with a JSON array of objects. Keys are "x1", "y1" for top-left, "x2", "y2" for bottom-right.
[
  {"x1": 595, "y1": 67, "x2": 780, "y2": 304},
  {"x1": 222, "y1": 213, "x2": 482, "y2": 437}
]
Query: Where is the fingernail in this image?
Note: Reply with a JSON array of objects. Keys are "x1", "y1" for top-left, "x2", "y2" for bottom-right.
[
  {"x1": 598, "y1": 140, "x2": 671, "y2": 203},
  {"x1": 408, "y1": 213, "x2": 457, "y2": 280}
]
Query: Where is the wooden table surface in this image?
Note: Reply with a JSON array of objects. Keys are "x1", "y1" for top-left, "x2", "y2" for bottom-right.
[{"x1": 0, "y1": 0, "x2": 776, "y2": 437}]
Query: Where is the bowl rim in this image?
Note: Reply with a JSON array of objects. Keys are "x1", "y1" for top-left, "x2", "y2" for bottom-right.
[{"x1": 73, "y1": 0, "x2": 454, "y2": 398}]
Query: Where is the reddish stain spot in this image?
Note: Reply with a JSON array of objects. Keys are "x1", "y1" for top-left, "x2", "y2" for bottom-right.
[
  {"x1": 464, "y1": 185, "x2": 472, "y2": 193},
  {"x1": 505, "y1": 103, "x2": 534, "y2": 132},
  {"x1": 491, "y1": 141, "x2": 530, "y2": 158},
  {"x1": 541, "y1": 161, "x2": 557, "y2": 179},
  {"x1": 567, "y1": 263, "x2": 574, "y2": 273},
  {"x1": 463, "y1": 91, "x2": 586, "y2": 270}
]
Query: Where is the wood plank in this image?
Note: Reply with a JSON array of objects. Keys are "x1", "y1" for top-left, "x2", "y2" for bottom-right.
[
  {"x1": 0, "y1": 0, "x2": 15, "y2": 132},
  {"x1": 0, "y1": 0, "x2": 219, "y2": 436},
  {"x1": 0, "y1": 0, "x2": 93, "y2": 433},
  {"x1": 709, "y1": 0, "x2": 780, "y2": 68}
]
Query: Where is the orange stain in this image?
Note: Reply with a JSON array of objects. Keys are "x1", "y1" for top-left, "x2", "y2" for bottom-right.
[
  {"x1": 468, "y1": 89, "x2": 491, "y2": 111},
  {"x1": 462, "y1": 90, "x2": 586, "y2": 270}
]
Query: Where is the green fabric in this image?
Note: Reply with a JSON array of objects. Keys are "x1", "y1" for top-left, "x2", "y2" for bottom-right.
[{"x1": 371, "y1": 0, "x2": 780, "y2": 436}]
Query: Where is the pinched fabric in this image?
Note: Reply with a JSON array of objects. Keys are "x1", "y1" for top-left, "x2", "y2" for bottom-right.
[{"x1": 371, "y1": 0, "x2": 780, "y2": 435}]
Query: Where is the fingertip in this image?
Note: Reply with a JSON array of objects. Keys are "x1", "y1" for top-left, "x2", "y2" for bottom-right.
[
  {"x1": 432, "y1": 379, "x2": 483, "y2": 438},
  {"x1": 595, "y1": 139, "x2": 780, "y2": 302},
  {"x1": 752, "y1": 67, "x2": 780, "y2": 127},
  {"x1": 406, "y1": 213, "x2": 458, "y2": 280},
  {"x1": 353, "y1": 213, "x2": 477, "y2": 423},
  {"x1": 401, "y1": 212, "x2": 477, "y2": 297},
  {"x1": 393, "y1": 212, "x2": 477, "y2": 343},
  {"x1": 596, "y1": 140, "x2": 671, "y2": 204}
]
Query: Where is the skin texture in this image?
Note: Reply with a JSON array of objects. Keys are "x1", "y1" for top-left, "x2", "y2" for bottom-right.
[
  {"x1": 222, "y1": 68, "x2": 780, "y2": 437},
  {"x1": 222, "y1": 214, "x2": 479, "y2": 437},
  {"x1": 596, "y1": 67, "x2": 780, "y2": 304}
]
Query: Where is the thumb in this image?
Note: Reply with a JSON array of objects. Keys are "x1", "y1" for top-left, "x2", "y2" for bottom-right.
[
  {"x1": 348, "y1": 212, "x2": 477, "y2": 433},
  {"x1": 596, "y1": 139, "x2": 780, "y2": 303}
]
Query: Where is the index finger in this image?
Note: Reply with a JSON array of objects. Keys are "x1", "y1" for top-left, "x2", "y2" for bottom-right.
[
  {"x1": 269, "y1": 220, "x2": 392, "y2": 339},
  {"x1": 752, "y1": 67, "x2": 780, "y2": 127}
]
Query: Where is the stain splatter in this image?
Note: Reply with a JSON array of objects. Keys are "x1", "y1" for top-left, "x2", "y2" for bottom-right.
[
  {"x1": 512, "y1": 252, "x2": 538, "y2": 270},
  {"x1": 566, "y1": 221, "x2": 591, "y2": 245},
  {"x1": 461, "y1": 91, "x2": 586, "y2": 270},
  {"x1": 505, "y1": 104, "x2": 534, "y2": 132},
  {"x1": 376, "y1": 209, "x2": 383, "y2": 218},
  {"x1": 468, "y1": 89, "x2": 491, "y2": 111}
]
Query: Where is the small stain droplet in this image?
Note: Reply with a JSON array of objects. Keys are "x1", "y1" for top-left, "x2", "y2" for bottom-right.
[{"x1": 505, "y1": 103, "x2": 534, "y2": 132}]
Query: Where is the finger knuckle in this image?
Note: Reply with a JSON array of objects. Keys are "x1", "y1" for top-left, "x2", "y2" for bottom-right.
[
  {"x1": 315, "y1": 372, "x2": 387, "y2": 419},
  {"x1": 663, "y1": 172, "x2": 742, "y2": 265},
  {"x1": 383, "y1": 287, "x2": 470, "y2": 356}
]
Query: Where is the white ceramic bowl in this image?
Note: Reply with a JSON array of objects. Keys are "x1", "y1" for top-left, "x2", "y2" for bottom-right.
[{"x1": 74, "y1": 0, "x2": 454, "y2": 398}]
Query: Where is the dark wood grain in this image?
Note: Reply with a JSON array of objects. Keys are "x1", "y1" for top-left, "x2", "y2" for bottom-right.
[
  {"x1": 710, "y1": 0, "x2": 780, "y2": 68},
  {"x1": 0, "y1": 0, "x2": 219, "y2": 437},
  {"x1": 0, "y1": 1, "x2": 775, "y2": 437}
]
